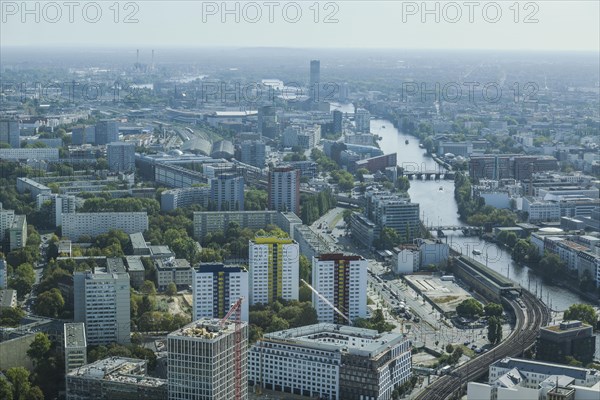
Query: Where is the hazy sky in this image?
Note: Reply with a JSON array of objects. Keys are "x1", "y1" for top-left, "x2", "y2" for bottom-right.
[{"x1": 1, "y1": 1, "x2": 599, "y2": 51}]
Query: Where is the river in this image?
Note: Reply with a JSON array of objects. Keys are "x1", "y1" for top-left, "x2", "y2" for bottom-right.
[{"x1": 369, "y1": 117, "x2": 590, "y2": 314}]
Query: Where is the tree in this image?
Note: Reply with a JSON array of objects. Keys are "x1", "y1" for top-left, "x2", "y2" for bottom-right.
[
  {"x1": 456, "y1": 299, "x2": 483, "y2": 319},
  {"x1": 27, "y1": 333, "x2": 52, "y2": 366},
  {"x1": 445, "y1": 344, "x2": 454, "y2": 353},
  {"x1": 0, "y1": 378, "x2": 13, "y2": 400},
  {"x1": 299, "y1": 255, "x2": 311, "y2": 282},
  {"x1": 9, "y1": 263, "x2": 36, "y2": 298},
  {"x1": 539, "y1": 253, "x2": 566, "y2": 282},
  {"x1": 165, "y1": 282, "x2": 177, "y2": 296},
  {"x1": 0, "y1": 307, "x2": 25, "y2": 327},
  {"x1": 484, "y1": 303, "x2": 503, "y2": 318},
  {"x1": 33, "y1": 289, "x2": 65, "y2": 318},
  {"x1": 5, "y1": 367, "x2": 31, "y2": 399},
  {"x1": 563, "y1": 304, "x2": 598, "y2": 327},
  {"x1": 266, "y1": 316, "x2": 289, "y2": 333},
  {"x1": 140, "y1": 280, "x2": 157, "y2": 295},
  {"x1": 375, "y1": 227, "x2": 402, "y2": 250},
  {"x1": 487, "y1": 316, "x2": 503, "y2": 345}
]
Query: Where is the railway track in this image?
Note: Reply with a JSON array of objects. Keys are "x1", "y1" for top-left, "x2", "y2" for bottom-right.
[{"x1": 413, "y1": 290, "x2": 550, "y2": 400}]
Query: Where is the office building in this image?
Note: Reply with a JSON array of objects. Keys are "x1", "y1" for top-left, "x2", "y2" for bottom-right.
[
  {"x1": 268, "y1": 166, "x2": 300, "y2": 215},
  {"x1": 193, "y1": 210, "x2": 302, "y2": 241},
  {"x1": 192, "y1": 264, "x2": 249, "y2": 322},
  {"x1": 0, "y1": 148, "x2": 59, "y2": 160},
  {"x1": 16, "y1": 177, "x2": 52, "y2": 199},
  {"x1": 129, "y1": 232, "x2": 150, "y2": 256},
  {"x1": 0, "y1": 119, "x2": 20, "y2": 148},
  {"x1": 107, "y1": 141, "x2": 135, "y2": 172},
  {"x1": 0, "y1": 256, "x2": 7, "y2": 289},
  {"x1": 167, "y1": 318, "x2": 248, "y2": 400},
  {"x1": 73, "y1": 266, "x2": 131, "y2": 345},
  {"x1": 64, "y1": 323, "x2": 87, "y2": 373},
  {"x1": 36, "y1": 193, "x2": 77, "y2": 227},
  {"x1": 95, "y1": 120, "x2": 119, "y2": 145},
  {"x1": 210, "y1": 173, "x2": 244, "y2": 211},
  {"x1": 312, "y1": 254, "x2": 368, "y2": 324},
  {"x1": 257, "y1": 105, "x2": 280, "y2": 138},
  {"x1": 248, "y1": 324, "x2": 412, "y2": 400},
  {"x1": 240, "y1": 140, "x2": 266, "y2": 168},
  {"x1": 537, "y1": 320, "x2": 596, "y2": 364},
  {"x1": 124, "y1": 256, "x2": 145, "y2": 289},
  {"x1": 71, "y1": 125, "x2": 96, "y2": 145},
  {"x1": 0, "y1": 289, "x2": 17, "y2": 309},
  {"x1": 469, "y1": 154, "x2": 559, "y2": 181},
  {"x1": 368, "y1": 192, "x2": 421, "y2": 241},
  {"x1": 354, "y1": 108, "x2": 371, "y2": 133},
  {"x1": 161, "y1": 186, "x2": 210, "y2": 212},
  {"x1": 249, "y1": 236, "x2": 299, "y2": 305},
  {"x1": 8, "y1": 215, "x2": 27, "y2": 251},
  {"x1": 309, "y1": 59, "x2": 320, "y2": 101},
  {"x1": 66, "y1": 357, "x2": 167, "y2": 400},
  {"x1": 155, "y1": 258, "x2": 193, "y2": 290},
  {"x1": 62, "y1": 212, "x2": 148, "y2": 241},
  {"x1": 0, "y1": 206, "x2": 15, "y2": 246},
  {"x1": 332, "y1": 110, "x2": 343, "y2": 134},
  {"x1": 468, "y1": 357, "x2": 600, "y2": 400}
]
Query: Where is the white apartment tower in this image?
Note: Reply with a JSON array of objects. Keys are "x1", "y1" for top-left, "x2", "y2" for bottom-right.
[
  {"x1": 312, "y1": 253, "x2": 368, "y2": 324},
  {"x1": 74, "y1": 266, "x2": 131, "y2": 345},
  {"x1": 107, "y1": 141, "x2": 136, "y2": 172},
  {"x1": 192, "y1": 264, "x2": 249, "y2": 322},
  {"x1": 249, "y1": 236, "x2": 299, "y2": 305},
  {"x1": 168, "y1": 319, "x2": 249, "y2": 400}
]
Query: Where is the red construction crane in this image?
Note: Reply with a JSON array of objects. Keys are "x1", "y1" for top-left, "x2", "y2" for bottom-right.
[{"x1": 220, "y1": 297, "x2": 244, "y2": 400}]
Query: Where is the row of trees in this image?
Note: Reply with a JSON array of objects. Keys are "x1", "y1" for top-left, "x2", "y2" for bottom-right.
[
  {"x1": 249, "y1": 299, "x2": 319, "y2": 342},
  {"x1": 300, "y1": 190, "x2": 337, "y2": 225}
]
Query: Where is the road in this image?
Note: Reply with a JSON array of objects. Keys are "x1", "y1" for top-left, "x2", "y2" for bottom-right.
[{"x1": 414, "y1": 291, "x2": 550, "y2": 400}]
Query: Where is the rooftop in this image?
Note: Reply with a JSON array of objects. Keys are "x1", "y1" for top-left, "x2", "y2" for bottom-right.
[
  {"x1": 168, "y1": 318, "x2": 241, "y2": 340},
  {"x1": 493, "y1": 357, "x2": 597, "y2": 381},
  {"x1": 262, "y1": 323, "x2": 407, "y2": 359},
  {"x1": 124, "y1": 256, "x2": 145, "y2": 272},
  {"x1": 129, "y1": 232, "x2": 148, "y2": 250},
  {"x1": 64, "y1": 322, "x2": 86, "y2": 348},
  {"x1": 67, "y1": 357, "x2": 166, "y2": 388}
]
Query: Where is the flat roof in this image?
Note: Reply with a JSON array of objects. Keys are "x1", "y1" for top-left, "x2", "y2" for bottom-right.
[
  {"x1": 125, "y1": 256, "x2": 145, "y2": 272},
  {"x1": 64, "y1": 322, "x2": 86, "y2": 348},
  {"x1": 169, "y1": 318, "x2": 241, "y2": 341},
  {"x1": 262, "y1": 323, "x2": 407, "y2": 359},
  {"x1": 129, "y1": 232, "x2": 148, "y2": 249}
]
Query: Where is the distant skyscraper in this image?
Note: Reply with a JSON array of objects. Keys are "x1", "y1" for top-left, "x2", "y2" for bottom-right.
[
  {"x1": 332, "y1": 110, "x2": 343, "y2": 134},
  {"x1": 0, "y1": 119, "x2": 20, "y2": 148},
  {"x1": 310, "y1": 60, "x2": 321, "y2": 101},
  {"x1": 210, "y1": 173, "x2": 245, "y2": 211},
  {"x1": 168, "y1": 319, "x2": 248, "y2": 400},
  {"x1": 74, "y1": 266, "x2": 131, "y2": 345},
  {"x1": 312, "y1": 254, "x2": 368, "y2": 325},
  {"x1": 249, "y1": 236, "x2": 299, "y2": 305},
  {"x1": 71, "y1": 125, "x2": 96, "y2": 145},
  {"x1": 354, "y1": 108, "x2": 371, "y2": 133},
  {"x1": 338, "y1": 82, "x2": 349, "y2": 102},
  {"x1": 107, "y1": 141, "x2": 136, "y2": 172},
  {"x1": 257, "y1": 105, "x2": 279, "y2": 139},
  {"x1": 192, "y1": 264, "x2": 249, "y2": 321},
  {"x1": 240, "y1": 140, "x2": 266, "y2": 168},
  {"x1": 268, "y1": 167, "x2": 300, "y2": 214},
  {"x1": 95, "y1": 120, "x2": 119, "y2": 145}
]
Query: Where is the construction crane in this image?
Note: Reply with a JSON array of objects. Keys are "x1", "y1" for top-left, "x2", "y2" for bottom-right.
[
  {"x1": 300, "y1": 279, "x2": 352, "y2": 325},
  {"x1": 220, "y1": 297, "x2": 244, "y2": 400}
]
